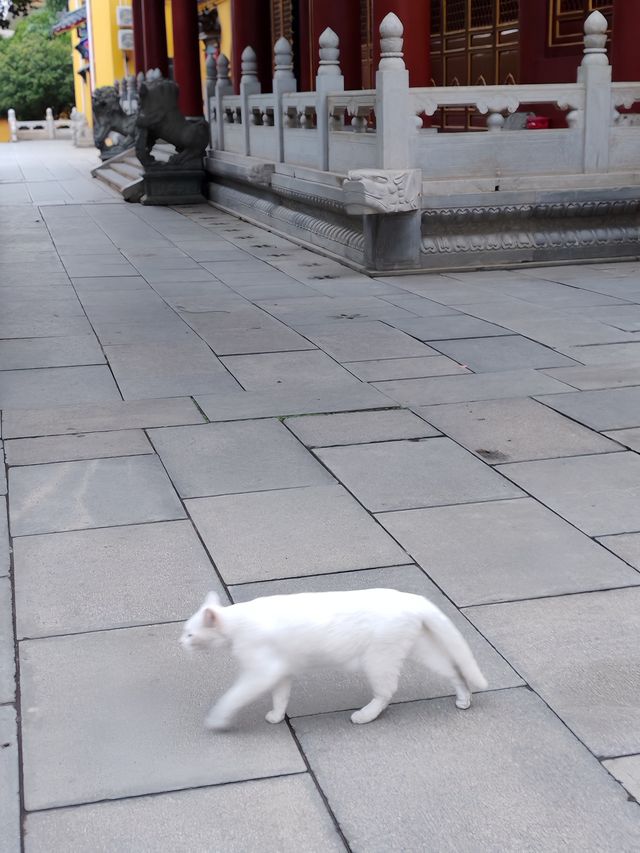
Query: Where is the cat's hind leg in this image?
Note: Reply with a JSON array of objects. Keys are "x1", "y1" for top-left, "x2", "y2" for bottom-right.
[
  {"x1": 412, "y1": 634, "x2": 471, "y2": 710},
  {"x1": 351, "y1": 648, "x2": 405, "y2": 724},
  {"x1": 266, "y1": 677, "x2": 292, "y2": 724}
]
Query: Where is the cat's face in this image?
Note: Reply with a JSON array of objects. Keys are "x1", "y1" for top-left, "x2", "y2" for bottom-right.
[{"x1": 180, "y1": 591, "x2": 225, "y2": 651}]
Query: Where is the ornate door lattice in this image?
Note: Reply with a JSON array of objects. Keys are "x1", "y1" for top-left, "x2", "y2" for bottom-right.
[
  {"x1": 548, "y1": 0, "x2": 612, "y2": 49},
  {"x1": 430, "y1": 0, "x2": 520, "y2": 130}
]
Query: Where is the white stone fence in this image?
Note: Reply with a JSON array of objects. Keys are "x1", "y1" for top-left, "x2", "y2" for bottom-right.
[
  {"x1": 207, "y1": 10, "x2": 640, "y2": 189},
  {"x1": 8, "y1": 108, "x2": 74, "y2": 142}
]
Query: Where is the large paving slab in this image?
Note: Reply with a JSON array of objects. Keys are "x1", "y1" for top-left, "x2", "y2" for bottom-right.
[
  {"x1": 0, "y1": 498, "x2": 8, "y2": 578},
  {"x1": 466, "y1": 587, "x2": 640, "y2": 756},
  {"x1": 343, "y1": 354, "x2": 469, "y2": 381},
  {"x1": 389, "y1": 314, "x2": 512, "y2": 340},
  {"x1": 497, "y1": 452, "x2": 640, "y2": 536},
  {"x1": 4, "y1": 429, "x2": 152, "y2": 467},
  {"x1": 604, "y1": 756, "x2": 640, "y2": 802},
  {"x1": 374, "y1": 368, "x2": 573, "y2": 406},
  {"x1": 230, "y1": 564, "x2": 519, "y2": 715},
  {"x1": 0, "y1": 366, "x2": 121, "y2": 409},
  {"x1": 23, "y1": 775, "x2": 343, "y2": 853},
  {"x1": 0, "y1": 335, "x2": 105, "y2": 369},
  {"x1": 431, "y1": 334, "x2": 577, "y2": 372},
  {"x1": 292, "y1": 688, "x2": 640, "y2": 852},
  {"x1": 149, "y1": 420, "x2": 332, "y2": 499},
  {"x1": 316, "y1": 437, "x2": 522, "y2": 512},
  {"x1": 19, "y1": 622, "x2": 305, "y2": 810},
  {"x1": 536, "y1": 386, "x2": 640, "y2": 430},
  {"x1": 418, "y1": 398, "x2": 620, "y2": 463},
  {"x1": 597, "y1": 532, "x2": 640, "y2": 570},
  {"x1": 194, "y1": 384, "x2": 393, "y2": 422},
  {"x1": 187, "y1": 484, "x2": 407, "y2": 584},
  {"x1": 220, "y1": 350, "x2": 359, "y2": 389},
  {"x1": 14, "y1": 521, "x2": 223, "y2": 638},
  {"x1": 188, "y1": 320, "x2": 316, "y2": 356},
  {"x1": 2, "y1": 397, "x2": 205, "y2": 439},
  {"x1": 541, "y1": 364, "x2": 640, "y2": 390},
  {"x1": 9, "y1": 455, "x2": 185, "y2": 537},
  {"x1": 284, "y1": 409, "x2": 438, "y2": 447},
  {"x1": 0, "y1": 706, "x2": 20, "y2": 853},
  {"x1": 603, "y1": 427, "x2": 640, "y2": 451},
  {"x1": 302, "y1": 321, "x2": 438, "y2": 361},
  {"x1": 0, "y1": 577, "x2": 15, "y2": 703},
  {"x1": 379, "y1": 498, "x2": 640, "y2": 606}
]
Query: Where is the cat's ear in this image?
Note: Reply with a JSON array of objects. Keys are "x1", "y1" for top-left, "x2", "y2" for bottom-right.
[
  {"x1": 205, "y1": 590, "x2": 220, "y2": 607},
  {"x1": 202, "y1": 608, "x2": 217, "y2": 628}
]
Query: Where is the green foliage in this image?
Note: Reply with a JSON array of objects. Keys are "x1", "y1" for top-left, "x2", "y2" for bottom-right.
[{"x1": 0, "y1": 5, "x2": 74, "y2": 119}]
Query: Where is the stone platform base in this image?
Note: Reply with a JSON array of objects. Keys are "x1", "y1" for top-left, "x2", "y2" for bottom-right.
[
  {"x1": 141, "y1": 167, "x2": 205, "y2": 206},
  {"x1": 205, "y1": 153, "x2": 640, "y2": 273}
]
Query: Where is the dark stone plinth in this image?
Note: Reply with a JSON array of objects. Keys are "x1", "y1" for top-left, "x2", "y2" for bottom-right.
[{"x1": 140, "y1": 167, "x2": 205, "y2": 205}]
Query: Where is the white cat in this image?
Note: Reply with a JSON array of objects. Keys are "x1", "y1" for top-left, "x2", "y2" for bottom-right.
[{"x1": 181, "y1": 588, "x2": 487, "y2": 730}]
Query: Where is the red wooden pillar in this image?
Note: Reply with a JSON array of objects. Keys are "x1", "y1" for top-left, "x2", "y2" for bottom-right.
[
  {"x1": 372, "y1": 0, "x2": 430, "y2": 86},
  {"x1": 298, "y1": 0, "x2": 361, "y2": 91},
  {"x1": 132, "y1": 0, "x2": 145, "y2": 74},
  {"x1": 171, "y1": 0, "x2": 204, "y2": 115},
  {"x1": 231, "y1": 0, "x2": 272, "y2": 94},
  {"x1": 611, "y1": 0, "x2": 640, "y2": 81},
  {"x1": 141, "y1": 0, "x2": 169, "y2": 77}
]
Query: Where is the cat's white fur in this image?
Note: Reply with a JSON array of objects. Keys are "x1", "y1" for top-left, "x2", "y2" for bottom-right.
[{"x1": 181, "y1": 588, "x2": 487, "y2": 730}]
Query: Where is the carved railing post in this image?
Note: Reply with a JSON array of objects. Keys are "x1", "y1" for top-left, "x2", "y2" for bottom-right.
[
  {"x1": 8, "y1": 108, "x2": 17, "y2": 142},
  {"x1": 376, "y1": 13, "x2": 411, "y2": 169},
  {"x1": 579, "y1": 10, "x2": 611, "y2": 173},
  {"x1": 45, "y1": 107, "x2": 55, "y2": 139},
  {"x1": 215, "y1": 53, "x2": 233, "y2": 150},
  {"x1": 273, "y1": 36, "x2": 297, "y2": 163},
  {"x1": 240, "y1": 46, "x2": 261, "y2": 155},
  {"x1": 205, "y1": 53, "x2": 217, "y2": 149},
  {"x1": 315, "y1": 27, "x2": 344, "y2": 170}
]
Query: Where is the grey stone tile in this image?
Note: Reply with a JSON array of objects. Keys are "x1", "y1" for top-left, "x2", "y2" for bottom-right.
[
  {"x1": 141, "y1": 268, "x2": 220, "y2": 283},
  {"x1": 221, "y1": 351, "x2": 359, "y2": 389},
  {"x1": 19, "y1": 622, "x2": 305, "y2": 810},
  {"x1": 418, "y1": 398, "x2": 620, "y2": 463},
  {"x1": 316, "y1": 437, "x2": 522, "y2": 512},
  {"x1": 603, "y1": 756, "x2": 640, "y2": 802},
  {"x1": 0, "y1": 315, "x2": 93, "y2": 340},
  {"x1": 389, "y1": 314, "x2": 512, "y2": 340},
  {"x1": 432, "y1": 335, "x2": 577, "y2": 372},
  {"x1": 9, "y1": 455, "x2": 185, "y2": 537},
  {"x1": 194, "y1": 324, "x2": 316, "y2": 355},
  {"x1": 0, "y1": 577, "x2": 15, "y2": 704},
  {"x1": 230, "y1": 565, "x2": 520, "y2": 715},
  {"x1": 0, "y1": 335, "x2": 105, "y2": 370},
  {"x1": 536, "y1": 387, "x2": 640, "y2": 431},
  {"x1": 557, "y1": 342, "x2": 640, "y2": 365},
  {"x1": 497, "y1": 452, "x2": 640, "y2": 536},
  {"x1": 4, "y1": 430, "x2": 152, "y2": 467},
  {"x1": 293, "y1": 688, "x2": 640, "y2": 852},
  {"x1": 597, "y1": 533, "x2": 640, "y2": 570},
  {"x1": 285, "y1": 409, "x2": 438, "y2": 447},
  {"x1": 188, "y1": 483, "x2": 406, "y2": 584},
  {"x1": 0, "y1": 366, "x2": 121, "y2": 409},
  {"x1": 257, "y1": 296, "x2": 413, "y2": 327},
  {"x1": 14, "y1": 521, "x2": 223, "y2": 638},
  {"x1": 380, "y1": 499, "x2": 640, "y2": 606},
  {"x1": 603, "y1": 428, "x2": 640, "y2": 452},
  {"x1": 344, "y1": 355, "x2": 469, "y2": 381},
  {"x1": 466, "y1": 588, "x2": 640, "y2": 756},
  {"x1": 24, "y1": 775, "x2": 343, "y2": 853},
  {"x1": 71, "y1": 276, "x2": 150, "y2": 292},
  {"x1": 149, "y1": 420, "x2": 332, "y2": 499},
  {"x1": 194, "y1": 384, "x2": 392, "y2": 422},
  {"x1": 2, "y1": 397, "x2": 205, "y2": 439},
  {"x1": 303, "y1": 321, "x2": 437, "y2": 361},
  {"x1": 0, "y1": 444, "x2": 5, "y2": 495},
  {"x1": 541, "y1": 364, "x2": 640, "y2": 390},
  {"x1": 91, "y1": 318, "x2": 198, "y2": 346},
  {"x1": 0, "y1": 707, "x2": 20, "y2": 853},
  {"x1": 377, "y1": 292, "x2": 462, "y2": 317},
  {"x1": 374, "y1": 369, "x2": 573, "y2": 406},
  {"x1": 0, "y1": 498, "x2": 8, "y2": 578}
]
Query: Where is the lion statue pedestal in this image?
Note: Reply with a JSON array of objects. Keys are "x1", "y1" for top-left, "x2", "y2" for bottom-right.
[{"x1": 135, "y1": 77, "x2": 209, "y2": 205}]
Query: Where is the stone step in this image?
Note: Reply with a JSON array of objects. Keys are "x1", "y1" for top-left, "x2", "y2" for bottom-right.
[
  {"x1": 93, "y1": 165, "x2": 143, "y2": 203},
  {"x1": 92, "y1": 142, "x2": 176, "y2": 203},
  {"x1": 109, "y1": 159, "x2": 142, "y2": 181}
]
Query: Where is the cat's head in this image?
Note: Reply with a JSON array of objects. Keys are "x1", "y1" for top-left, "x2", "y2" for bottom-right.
[{"x1": 180, "y1": 591, "x2": 225, "y2": 651}]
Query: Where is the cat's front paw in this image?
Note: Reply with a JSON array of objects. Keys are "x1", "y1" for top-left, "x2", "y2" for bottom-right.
[
  {"x1": 205, "y1": 712, "x2": 232, "y2": 731},
  {"x1": 350, "y1": 709, "x2": 373, "y2": 725},
  {"x1": 455, "y1": 696, "x2": 471, "y2": 710},
  {"x1": 265, "y1": 710, "x2": 285, "y2": 724}
]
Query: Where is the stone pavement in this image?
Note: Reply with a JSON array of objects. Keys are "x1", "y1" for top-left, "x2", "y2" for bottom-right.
[{"x1": 1, "y1": 141, "x2": 640, "y2": 851}]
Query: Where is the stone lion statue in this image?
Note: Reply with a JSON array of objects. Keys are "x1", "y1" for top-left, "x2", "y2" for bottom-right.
[
  {"x1": 135, "y1": 78, "x2": 209, "y2": 169},
  {"x1": 92, "y1": 86, "x2": 137, "y2": 160}
]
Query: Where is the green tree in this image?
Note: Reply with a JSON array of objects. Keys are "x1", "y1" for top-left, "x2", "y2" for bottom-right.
[{"x1": 0, "y1": 5, "x2": 74, "y2": 119}]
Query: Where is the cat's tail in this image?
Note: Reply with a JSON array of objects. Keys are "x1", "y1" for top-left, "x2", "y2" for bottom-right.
[{"x1": 420, "y1": 600, "x2": 488, "y2": 691}]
